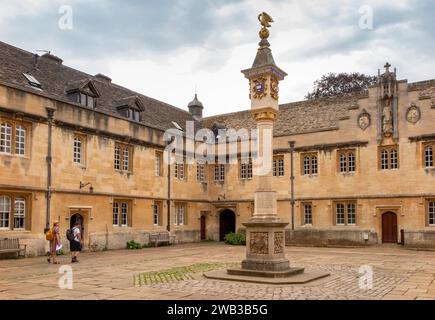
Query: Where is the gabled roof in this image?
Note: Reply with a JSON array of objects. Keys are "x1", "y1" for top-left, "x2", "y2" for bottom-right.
[
  {"x1": 0, "y1": 41, "x2": 197, "y2": 132},
  {"x1": 65, "y1": 78, "x2": 100, "y2": 97},
  {"x1": 115, "y1": 95, "x2": 145, "y2": 111}
]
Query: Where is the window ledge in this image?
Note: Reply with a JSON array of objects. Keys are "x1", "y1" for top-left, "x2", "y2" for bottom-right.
[{"x1": 0, "y1": 153, "x2": 29, "y2": 159}]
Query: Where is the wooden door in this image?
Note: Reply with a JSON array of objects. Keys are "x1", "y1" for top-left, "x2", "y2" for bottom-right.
[
  {"x1": 200, "y1": 216, "x2": 206, "y2": 240},
  {"x1": 382, "y1": 212, "x2": 398, "y2": 243}
]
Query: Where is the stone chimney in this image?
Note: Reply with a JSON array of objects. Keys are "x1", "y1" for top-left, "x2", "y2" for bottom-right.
[
  {"x1": 95, "y1": 73, "x2": 112, "y2": 83},
  {"x1": 41, "y1": 52, "x2": 63, "y2": 65}
]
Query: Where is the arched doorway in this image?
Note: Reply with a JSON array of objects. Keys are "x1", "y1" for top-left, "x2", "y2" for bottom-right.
[
  {"x1": 219, "y1": 209, "x2": 236, "y2": 241},
  {"x1": 382, "y1": 211, "x2": 398, "y2": 243},
  {"x1": 70, "y1": 213, "x2": 84, "y2": 240}
]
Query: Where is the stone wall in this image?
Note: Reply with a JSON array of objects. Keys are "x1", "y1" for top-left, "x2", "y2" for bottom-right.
[
  {"x1": 285, "y1": 229, "x2": 378, "y2": 247},
  {"x1": 404, "y1": 231, "x2": 435, "y2": 249}
]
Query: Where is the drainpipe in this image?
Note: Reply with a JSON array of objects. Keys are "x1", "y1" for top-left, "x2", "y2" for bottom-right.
[
  {"x1": 45, "y1": 107, "x2": 55, "y2": 232},
  {"x1": 166, "y1": 141, "x2": 171, "y2": 232},
  {"x1": 289, "y1": 141, "x2": 296, "y2": 230}
]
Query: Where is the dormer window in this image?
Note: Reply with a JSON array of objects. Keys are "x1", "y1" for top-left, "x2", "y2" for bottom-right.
[
  {"x1": 80, "y1": 93, "x2": 95, "y2": 108},
  {"x1": 115, "y1": 96, "x2": 144, "y2": 122},
  {"x1": 65, "y1": 78, "x2": 100, "y2": 109},
  {"x1": 117, "y1": 107, "x2": 140, "y2": 121}
]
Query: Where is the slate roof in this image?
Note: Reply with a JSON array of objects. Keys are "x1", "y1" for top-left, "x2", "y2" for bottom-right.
[
  {"x1": 0, "y1": 41, "x2": 196, "y2": 132},
  {"x1": 202, "y1": 95, "x2": 360, "y2": 137}
]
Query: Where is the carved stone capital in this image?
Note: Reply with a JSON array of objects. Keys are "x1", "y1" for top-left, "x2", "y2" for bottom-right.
[{"x1": 251, "y1": 107, "x2": 278, "y2": 122}]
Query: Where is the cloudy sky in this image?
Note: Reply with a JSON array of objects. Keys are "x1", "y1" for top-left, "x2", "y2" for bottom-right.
[{"x1": 0, "y1": 0, "x2": 434, "y2": 116}]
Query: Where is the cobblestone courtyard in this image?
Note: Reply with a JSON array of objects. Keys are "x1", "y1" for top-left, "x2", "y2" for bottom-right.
[{"x1": 1, "y1": 243, "x2": 434, "y2": 300}]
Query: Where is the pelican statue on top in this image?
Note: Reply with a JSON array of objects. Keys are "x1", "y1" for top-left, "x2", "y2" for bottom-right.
[{"x1": 258, "y1": 12, "x2": 274, "y2": 28}]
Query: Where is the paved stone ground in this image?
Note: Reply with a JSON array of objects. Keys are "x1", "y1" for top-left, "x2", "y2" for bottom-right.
[{"x1": 0, "y1": 243, "x2": 434, "y2": 300}]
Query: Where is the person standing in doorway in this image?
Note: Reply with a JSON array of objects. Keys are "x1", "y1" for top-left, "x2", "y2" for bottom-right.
[
  {"x1": 47, "y1": 221, "x2": 60, "y2": 264},
  {"x1": 70, "y1": 222, "x2": 83, "y2": 263}
]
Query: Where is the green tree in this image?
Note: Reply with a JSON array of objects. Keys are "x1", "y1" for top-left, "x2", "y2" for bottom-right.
[{"x1": 305, "y1": 72, "x2": 377, "y2": 100}]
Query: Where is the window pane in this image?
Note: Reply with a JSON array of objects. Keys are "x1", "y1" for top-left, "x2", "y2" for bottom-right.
[
  {"x1": 336, "y1": 204, "x2": 345, "y2": 225},
  {"x1": 155, "y1": 155, "x2": 160, "y2": 176},
  {"x1": 87, "y1": 96, "x2": 94, "y2": 108},
  {"x1": 304, "y1": 204, "x2": 312, "y2": 225},
  {"x1": 390, "y1": 149, "x2": 398, "y2": 169},
  {"x1": 0, "y1": 196, "x2": 11, "y2": 228},
  {"x1": 80, "y1": 93, "x2": 87, "y2": 106},
  {"x1": 174, "y1": 206, "x2": 178, "y2": 225},
  {"x1": 0, "y1": 123, "x2": 12, "y2": 154},
  {"x1": 429, "y1": 201, "x2": 435, "y2": 226},
  {"x1": 273, "y1": 159, "x2": 277, "y2": 177},
  {"x1": 347, "y1": 203, "x2": 356, "y2": 225},
  {"x1": 114, "y1": 145, "x2": 121, "y2": 170},
  {"x1": 121, "y1": 202, "x2": 128, "y2": 226},
  {"x1": 241, "y1": 162, "x2": 246, "y2": 179},
  {"x1": 381, "y1": 150, "x2": 389, "y2": 170},
  {"x1": 153, "y1": 205, "x2": 159, "y2": 226},
  {"x1": 197, "y1": 162, "x2": 204, "y2": 182},
  {"x1": 122, "y1": 148, "x2": 129, "y2": 171},
  {"x1": 15, "y1": 125, "x2": 26, "y2": 155},
  {"x1": 248, "y1": 160, "x2": 253, "y2": 179},
  {"x1": 340, "y1": 153, "x2": 347, "y2": 173},
  {"x1": 348, "y1": 152, "x2": 356, "y2": 173},
  {"x1": 14, "y1": 197, "x2": 25, "y2": 229},
  {"x1": 304, "y1": 156, "x2": 310, "y2": 175},
  {"x1": 179, "y1": 162, "x2": 184, "y2": 180},
  {"x1": 179, "y1": 206, "x2": 184, "y2": 225},
  {"x1": 425, "y1": 146, "x2": 433, "y2": 168},
  {"x1": 174, "y1": 161, "x2": 179, "y2": 178},
  {"x1": 113, "y1": 202, "x2": 119, "y2": 226},
  {"x1": 220, "y1": 164, "x2": 225, "y2": 181},
  {"x1": 311, "y1": 156, "x2": 318, "y2": 175},
  {"x1": 73, "y1": 137, "x2": 82, "y2": 164},
  {"x1": 278, "y1": 159, "x2": 284, "y2": 176}
]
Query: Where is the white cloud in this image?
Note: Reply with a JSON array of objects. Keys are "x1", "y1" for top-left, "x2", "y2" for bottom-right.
[{"x1": 0, "y1": 0, "x2": 434, "y2": 117}]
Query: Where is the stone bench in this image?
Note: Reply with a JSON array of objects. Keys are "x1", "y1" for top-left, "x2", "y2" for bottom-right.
[
  {"x1": 149, "y1": 232, "x2": 172, "y2": 247},
  {"x1": 0, "y1": 238, "x2": 27, "y2": 258}
]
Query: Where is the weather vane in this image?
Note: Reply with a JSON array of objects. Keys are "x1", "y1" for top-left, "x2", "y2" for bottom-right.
[{"x1": 258, "y1": 12, "x2": 274, "y2": 40}]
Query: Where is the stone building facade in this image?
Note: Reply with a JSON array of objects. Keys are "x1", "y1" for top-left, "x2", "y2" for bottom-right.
[{"x1": 0, "y1": 41, "x2": 434, "y2": 256}]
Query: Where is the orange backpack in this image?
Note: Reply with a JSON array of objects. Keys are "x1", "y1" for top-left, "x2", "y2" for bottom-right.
[{"x1": 45, "y1": 228, "x2": 54, "y2": 241}]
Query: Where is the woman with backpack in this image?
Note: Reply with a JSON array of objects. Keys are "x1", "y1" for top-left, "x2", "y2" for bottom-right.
[{"x1": 46, "y1": 221, "x2": 60, "y2": 264}]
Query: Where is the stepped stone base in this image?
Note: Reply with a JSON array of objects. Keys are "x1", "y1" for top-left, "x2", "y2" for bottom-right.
[
  {"x1": 228, "y1": 266, "x2": 304, "y2": 278},
  {"x1": 204, "y1": 269, "x2": 330, "y2": 285}
]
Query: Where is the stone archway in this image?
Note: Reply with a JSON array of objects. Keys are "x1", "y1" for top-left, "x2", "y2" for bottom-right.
[{"x1": 219, "y1": 209, "x2": 236, "y2": 241}]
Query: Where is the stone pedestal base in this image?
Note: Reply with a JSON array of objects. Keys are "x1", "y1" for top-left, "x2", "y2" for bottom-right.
[
  {"x1": 206, "y1": 218, "x2": 330, "y2": 284},
  {"x1": 241, "y1": 258, "x2": 290, "y2": 272},
  {"x1": 241, "y1": 220, "x2": 290, "y2": 274},
  {"x1": 228, "y1": 267, "x2": 304, "y2": 278}
]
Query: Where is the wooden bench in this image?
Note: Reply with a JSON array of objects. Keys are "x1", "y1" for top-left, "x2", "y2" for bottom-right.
[
  {"x1": 149, "y1": 232, "x2": 171, "y2": 247},
  {"x1": 0, "y1": 238, "x2": 27, "y2": 258}
]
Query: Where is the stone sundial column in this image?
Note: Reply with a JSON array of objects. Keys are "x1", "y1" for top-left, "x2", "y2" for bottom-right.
[{"x1": 238, "y1": 12, "x2": 292, "y2": 273}]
